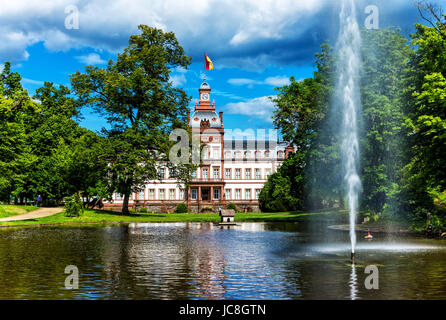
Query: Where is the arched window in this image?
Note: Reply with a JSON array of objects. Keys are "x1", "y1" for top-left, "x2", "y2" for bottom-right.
[
  {"x1": 245, "y1": 151, "x2": 251, "y2": 159},
  {"x1": 265, "y1": 151, "x2": 270, "y2": 159},
  {"x1": 255, "y1": 151, "x2": 262, "y2": 160},
  {"x1": 277, "y1": 151, "x2": 284, "y2": 159},
  {"x1": 203, "y1": 148, "x2": 209, "y2": 160}
]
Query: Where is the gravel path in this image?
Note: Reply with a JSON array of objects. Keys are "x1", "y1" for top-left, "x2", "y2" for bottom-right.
[{"x1": 0, "y1": 207, "x2": 63, "y2": 222}]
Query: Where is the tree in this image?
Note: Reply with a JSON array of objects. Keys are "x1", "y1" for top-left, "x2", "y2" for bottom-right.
[
  {"x1": 259, "y1": 152, "x2": 303, "y2": 212},
  {"x1": 0, "y1": 62, "x2": 37, "y2": 204},
  {"x1": 359, "y1": 28, "x2": 412, "y2": 217},
  {"x1": 402, "y1": 7, "x2": 446, "y2": 219},
  {"x1": 270, "y1": 28, "x2": 413, "y2": 217},
  {"x1": 70, "y1": 25, "x2": 192, "y2": 214},
  {"x1": 271, "y1": 44, "x2": 338, "y2": 210}
]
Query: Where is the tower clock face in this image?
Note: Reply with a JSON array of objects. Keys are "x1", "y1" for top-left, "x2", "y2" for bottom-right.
[{"x1": 201, "y1": 93, "x2": 209, "y2": 100}]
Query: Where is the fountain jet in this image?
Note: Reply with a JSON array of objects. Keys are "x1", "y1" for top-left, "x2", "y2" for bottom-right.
[{"x1": 335, "y1": 0, "x2": 363, "y2": 258}]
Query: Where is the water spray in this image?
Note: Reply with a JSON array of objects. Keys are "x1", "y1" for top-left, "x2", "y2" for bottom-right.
[{"x1": 336, "y1": 0, "x2": 363, "y2": 260}]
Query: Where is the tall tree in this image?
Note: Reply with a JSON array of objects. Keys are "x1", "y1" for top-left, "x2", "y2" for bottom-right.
[
  {"x1": 70, "y1": 25, "x2": 192, "y2": 214},
  {"x1": 0, "y1": 62, "x2": 37, "y2": 203},
  {"x1": 359, "y1": 28, "x2": 412, "y2": 217},
  {"x1": 402, "y1": 6, "x2": 446, "y2": 218}
]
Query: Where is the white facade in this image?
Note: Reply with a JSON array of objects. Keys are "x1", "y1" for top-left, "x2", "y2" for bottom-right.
[{"x1": 110, "y1": 81, "x2": 293, "y2": 212}]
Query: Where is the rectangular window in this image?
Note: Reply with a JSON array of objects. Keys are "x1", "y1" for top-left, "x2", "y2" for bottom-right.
[
  {"x1": 116, "y1": 193, "x2": 122, "y2": 201},
  {"x1": 213, "y1": 188, "x2": 220, "y2": 200},
  {"x1": 235, "y1": 189, "x2": 241, "y2": 200},
  {"x1": 245, "y1": 169, "x2": 251, "y2": 179},
  {"x1": 159, "y1": 168, "x2": 165, "y2": 179},
  {"x1": 235, "y1": 169, "x2": 241, "y2": 179},
  {"x1": 191, "y1": 189, "x2": 198, "y2": 200},
  {"x1": 202, "y1": 169, "x2": 209, "y2": 179},
  {"x1": 192, "y1": 170, "x2": 197, "y2": 179},
  {"x1": 138, "y1": 190, "x2": 145, "y2": 200},
  {"x1": 266, "y1": 169, "x2": 271, "y2": 178},
  {"x1": 181, "y1": 189, "x2": 186, "y2": 200},
  {"x1": 169, "y1": 189, "x2": 175, "y2": 200},
  {"x1": 245, "y1": 189, "x2": 251, "y2": 200},
  {"x1": 213, "y1": 149, "x2": 219, "y2": 159},
  {"x1": 159, "y1": 189, "x2": 165, "y2": 200},
  {"x1": 169, "y1": 168, "x2": 176, "y2": 179},
  {"x1": 256, "y1": 168, "x2": 261, "y2": 179},
  {"x1": 225, "y1": 189, "x2": 231, "y2": 200},
  {"x1": 255, "y1": 189, "x2": 261, "y2": 199},
  {"x1": 225, "y1": 169, "x2": 231, "y2": 179},
  {"x1": 213, "y1": 168, "x2": 219, "y2": 179},
  {"x1": 149, "y1": 189, "x2": 155, "y2": 200}
]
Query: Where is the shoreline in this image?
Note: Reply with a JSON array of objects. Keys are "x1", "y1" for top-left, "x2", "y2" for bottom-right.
[{"x1": 328, "y1": 224, "x2": 421, "y2": 235}]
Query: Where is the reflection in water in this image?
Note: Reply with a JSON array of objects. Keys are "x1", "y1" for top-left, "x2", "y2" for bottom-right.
[
  {"x1": 0, "y1": 222, "x2": 445, "y2": 299},
  {"x1": 349, "y1": 264, "x2": 358, "y2": 300}
]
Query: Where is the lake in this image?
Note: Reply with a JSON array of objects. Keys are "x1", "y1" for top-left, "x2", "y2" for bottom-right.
[{"x1": 0, "y1": 220, "x2": 445, "y2": 299}]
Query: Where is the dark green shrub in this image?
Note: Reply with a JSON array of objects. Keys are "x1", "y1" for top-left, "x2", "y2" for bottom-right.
[
  {"x1": 175, "y1": 203, "x2": 188, "y2": 213},
  {"x1": 226, "y1": 203, "x2": 237, "y2": 211},
  {"x1": 64, "y1": 192, "x2": 84, "y2": 217},
  {"x1": 139, "y1": 207, "x2": 148, "y2": 213}
]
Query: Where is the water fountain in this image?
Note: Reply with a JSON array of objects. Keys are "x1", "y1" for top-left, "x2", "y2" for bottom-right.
[{"x1": 335, "y1": 0, "x2": 363, "y2": 261}]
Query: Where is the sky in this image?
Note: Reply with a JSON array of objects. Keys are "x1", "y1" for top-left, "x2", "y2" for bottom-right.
[{"x1": 0, "y1": 0, "x2": 428, "y2": 134}]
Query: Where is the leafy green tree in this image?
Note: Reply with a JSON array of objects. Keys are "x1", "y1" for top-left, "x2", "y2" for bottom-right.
[
  {"x1": 270, "y1": 44, "x2": 338, "y2": 210},
  {"x1": 0, "y1": 62, "x2": 37, "y2": 204},
  {"x1": 359, "y1": 28, "x2": 412, "y2": 217},
  {"x1": 70, "y1": 25, "x2": 192, "y2": 214},
  {"x1": 270, "y1": 29, "x2": 413, "y2": 217},
  {"x1": 259, "y1": 152, "x2": 302, "y2": 212},
  {"x1": 402, "y1": 8, "x2": 446, "y2": 219}
]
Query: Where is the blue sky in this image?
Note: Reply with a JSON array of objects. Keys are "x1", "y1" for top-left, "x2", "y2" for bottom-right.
[{"x1": 0, "y1": 0, "x2": 427, "y2": 133}]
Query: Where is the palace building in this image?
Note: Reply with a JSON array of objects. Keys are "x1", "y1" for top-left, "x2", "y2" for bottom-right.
[{"x1": 110, "y1": 81, "x2": 294, "y2": 213}]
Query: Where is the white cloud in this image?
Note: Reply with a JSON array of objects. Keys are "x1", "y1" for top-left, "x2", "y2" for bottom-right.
[
  {"x1": 228, "y1": 76, "x2": 290, "y2": 88},
  {"x1": 227, "y1": 78, "x2": 260, "y2": 88},
  {"x1": 0, "y1": 0, "x2": 417, "y2": 69},
  {"x1": 0, "y1": 0, "x2": 328, "y2": 64},
  {"x1": 75, "y1": 53, "x2": 106, "y2": 65},
  {"x1": 223, "y1": 96, "x2": 276, "y2": 122},
  {"x1": 21, "y1": 78, "x2": 44, "y2": 85},
  {"x1": 170, "y1": 73, "x2": 187, "y2": 87},
  {"x1": 264, "y1": 76, "x2": 291, "y2": 87}
]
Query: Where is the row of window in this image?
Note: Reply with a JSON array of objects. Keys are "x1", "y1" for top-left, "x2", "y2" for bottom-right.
[
  {"x1": 160, "y1": 168, "x2": 273, "y2": 180},
  {"x1": 202, "y1": 149, "x2": 285, "y2": 160},
  {"x1": 116, "y1": 189, "x2": 187, "y2": 201},
  {"x1": 115, "y1": 188, "x2": 262, "y2": 201}
]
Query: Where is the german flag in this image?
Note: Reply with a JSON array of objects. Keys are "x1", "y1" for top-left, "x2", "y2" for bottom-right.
[{"x1": 205, "y1": 53, "x2": 214, "y2": 70}]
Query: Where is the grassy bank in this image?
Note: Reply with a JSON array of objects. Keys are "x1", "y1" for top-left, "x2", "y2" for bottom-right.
[
  {"x1": 0, "y1": 208, "x2": 346, "y2": 228},
  {"x1": 0, "y1": 204, "x2": 38, "y2": 219}
]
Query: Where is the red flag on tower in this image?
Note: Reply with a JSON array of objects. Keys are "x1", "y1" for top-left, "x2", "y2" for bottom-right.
[{"x1": 205, "y1": 53, "x2": 214, "y2": 70}]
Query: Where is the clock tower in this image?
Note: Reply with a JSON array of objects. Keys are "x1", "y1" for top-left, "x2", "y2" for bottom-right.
[{"x1": 195, "y1": 81, "x2": 215, "y2": 111}]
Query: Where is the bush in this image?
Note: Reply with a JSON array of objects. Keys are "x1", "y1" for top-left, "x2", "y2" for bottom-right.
[
  {"x1": 64, "y1": 192, "x2": 84, "y2": 217},
  {"x1": 226, "y1": 203, "x2": 237, "y2": 211},
  {"x1": 175, "y1": 203, "x2": 188, "y2": 213},
  {"x1": 139, "y1": 207, "x2": 148, "y2": 213}
]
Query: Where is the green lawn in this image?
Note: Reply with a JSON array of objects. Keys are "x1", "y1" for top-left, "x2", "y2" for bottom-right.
[
  {"x1": 0, "y1": 204, "x2": 38, "y2": 219},
  {"x1": 0, "y1": 208, "x2": 347, "y2": 227}
]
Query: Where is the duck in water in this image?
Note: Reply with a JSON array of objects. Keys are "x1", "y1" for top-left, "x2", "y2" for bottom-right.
[{"x1": 364, "y1": 231, "x2": 373, "y2": 240}]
